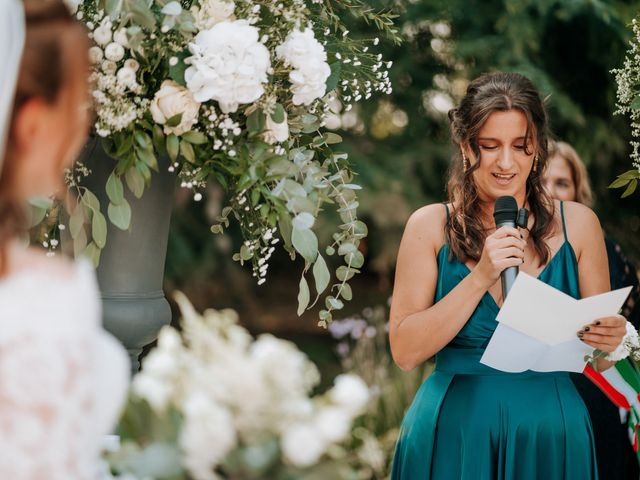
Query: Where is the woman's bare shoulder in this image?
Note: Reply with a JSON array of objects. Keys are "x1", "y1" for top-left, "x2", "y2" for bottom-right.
[
  {"x1": 402, "y1": 203, "x2": 448, "y2": 256},
  {"x1": 8, "y1": 246, "x2": 76, "y2": 280}
]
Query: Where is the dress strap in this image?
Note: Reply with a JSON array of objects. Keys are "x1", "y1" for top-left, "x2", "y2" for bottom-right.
[
  {"x1": 443, "y1": 203, "x2": 450, "y2": 224},
  {"x1": 560, "y1": 201, "x2": 568, "y2": 242}
]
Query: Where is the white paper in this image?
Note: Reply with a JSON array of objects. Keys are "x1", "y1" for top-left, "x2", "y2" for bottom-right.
[{"x1": 480, "y1": 273, "x2": 632, "y2": 373}]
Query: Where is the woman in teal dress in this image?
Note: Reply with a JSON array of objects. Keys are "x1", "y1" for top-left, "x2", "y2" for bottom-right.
[{"x1": 389, "y1": 72, "x2": 628, "y2": 480}]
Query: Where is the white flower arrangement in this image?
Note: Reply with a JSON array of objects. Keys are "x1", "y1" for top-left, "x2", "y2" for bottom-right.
[
  {"x1": 108, "y1": 292, "x2": 370, "y2": 479},
  {"x1": 612, "y1": 17, "x2": 640, "y2": 197},
  {"x1": 48, "y1": 0, "x2": 399, "y2": 324}
]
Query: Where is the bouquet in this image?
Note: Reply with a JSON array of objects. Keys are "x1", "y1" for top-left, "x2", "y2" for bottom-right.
[
  {"x1": 47, "y1": 0, "x2": 399, "y2": 324},
  {"x1": 106, "y1": 292, "x2": 371, "y2": 479}
]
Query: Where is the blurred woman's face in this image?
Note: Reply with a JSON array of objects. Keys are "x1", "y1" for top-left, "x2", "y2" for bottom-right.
[
  {"x1": 467, "y1": 109, "x2": 535, "y2": 204},
  {"x1": 543, "y1": 155, "x2": 576, "y2": 202}
]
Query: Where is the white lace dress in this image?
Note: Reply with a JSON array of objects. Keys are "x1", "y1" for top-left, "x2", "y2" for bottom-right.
[{"x1": 0, "y1": 260, "x2": 130, "y2": 479}]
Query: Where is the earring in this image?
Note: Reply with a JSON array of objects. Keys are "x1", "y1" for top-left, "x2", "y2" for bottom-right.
[
  {"x1": 461, "y1": 151, "x2": 469, "y2": 172},
  {"x1": 533, "y1": 154, "x2": 539, "y2": 173}
]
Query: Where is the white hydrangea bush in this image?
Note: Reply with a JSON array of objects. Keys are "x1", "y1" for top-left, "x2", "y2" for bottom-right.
[
  {"x1": 55, "y1": 0, "x2": 399, "y2": 324},
  {"x1": 108, "y1": 292, "x2": 371, "y2": 479}
]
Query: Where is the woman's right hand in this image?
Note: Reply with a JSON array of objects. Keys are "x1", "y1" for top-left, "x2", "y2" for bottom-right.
[{"x1": 473, "y1": 226, "x2": 526, "y2": 287}]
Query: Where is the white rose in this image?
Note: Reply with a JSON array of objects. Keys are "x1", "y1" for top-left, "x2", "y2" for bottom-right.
[
  {"x1": 191, "y1": 0, "x2": 235, "y2": 30},
  {"x1": 113, "y1": 28, "x2": 129, "y2": 47},
  {"x1": 150, "y1": 80, "x2": 201, "y2": 135},
  {"x1": 276, "y1": 28, "x2": 331, "y2": 105},
  {"x1": 93, "y1": 19, "x2": 113, "y2": 46},
  {"x1": 281, "y1": 422, "x2": 328, "y2": 468},
  {"x1": 105, "y1": 42, "x2": 125, "y2": 62},
  {"x1": 88, "y1": 46, "x2": 103, "y2": 64},
  {"x1": 184, "y1": 20, "x2": 270, "y2": 113},
  {"x1": 116, "y1": 67, "x2": 137, "y2": 88},
  {"x1": 314, "y1": 406, "x2": 352, "y2": 443},
  {"x1": 124, "y1": 58, "x2": 140, "y2": 72},
  {"x1": 329, "y1": 373, "x2": 370, "y2": 416},
  {"x1": 101, "y1": 60, "x2": 117, "y2": 75},
  {"x1": 263, "y1": 110, "x2": 289, "y2": 144}
]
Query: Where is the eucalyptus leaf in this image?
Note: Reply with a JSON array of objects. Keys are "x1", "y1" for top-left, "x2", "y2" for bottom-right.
[
  {"x1": 108, "y1": 199, "x2": 132, "y2": 230},
  {"x1": 271, "y1": 103, "x2": 286, "y2": 124},
  {"x1": 325, "y1": 296, "x2": 344, "y2": 310},
  {"x1": 125, "y1": 167, "x2": 145, "y2": 198},
  {"x1": 323, "y1": 132, "x2": 343, "y2": 144},
  {"x1": 312, "y1": 254, "x2": 330, "y2": 295},
  {"x1": 325, "y1": 61, "x2": 342, "y2": 93},
  {"x1": 297, "y1": 275, "x2": 310, "y2": 316},
  {"x1": 631, "y1": 95, "x2": 640, "y2": 110},
  {"x1": 73, "y1": 227, "x2": 88, "y2": 258},
  {"x1": 292, "y1": 227, "x2": 318, "y2": 263},
  {"x1": 346, "y1": 250, "x2": 365, "y2": 268},
  {"x1": 69, "y1": 206, "x2": 85, "y2": 238},
  {"x1": 292, "y1": 212, "x2": 315, "y2": 230},
  {"x1": 106, "y1": 172, "x2": 124, "y2": 205},
  {"x1": 83, "y1": 241, "x2": 101, "y2": 267},
  {"x1": 92, "y1": 211, "x2": 108, "y2": 249},
  {"x1": 338, "y1": 242, "x2": 357, "y2": 255},
  {"x1": 81, "y1": 190, "x2": 100, "y2": 212},
  {"x1": 339, "y1": 283, "x2": 352, "y2": 301},
  {"x1": 336, "y1": 265, "x2": 356, "y2": 282}
]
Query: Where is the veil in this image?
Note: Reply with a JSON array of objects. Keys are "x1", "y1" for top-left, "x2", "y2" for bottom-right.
[{"x1": 0, "y1": 0, "x2": 25, "y2": 173}]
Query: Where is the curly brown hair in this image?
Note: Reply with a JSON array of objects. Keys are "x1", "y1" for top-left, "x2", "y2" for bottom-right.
[{"x1": 445, "y1": 72, "x2": 555, "y2": 266}]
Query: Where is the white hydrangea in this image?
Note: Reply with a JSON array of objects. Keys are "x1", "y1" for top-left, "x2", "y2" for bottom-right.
[
  {"x1": 179, "y1": 395, "x2": 237, "y2": 480},
  {"x1": 191, "y1": 0, "x2": 235, "y2": 30},
  {"x1": 263, "y1": 110, "x2": 289, "y2": 144},
  {"x1": 329, "y1": 373, "x2": 370, "y2": 416},
  {"x1": 281, "y1": 422, "x2": 328, "y2": 468},
  {"x1": 276, "y1": 28, "x2": 331, "y2": 105},
  {"x1": 93, "y1": 17, "x2": 113, "y2": 46},
  {"x1": 105, "y1": 42, "x2": 125, "y2": 62},
  {"x1": 185, "y1": 20, "x2": 270, "y2": 113}
]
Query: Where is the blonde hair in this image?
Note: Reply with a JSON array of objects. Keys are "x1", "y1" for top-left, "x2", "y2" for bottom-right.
[{"x1": 547, "y1": 140, "x2": 593, "y2": 206}]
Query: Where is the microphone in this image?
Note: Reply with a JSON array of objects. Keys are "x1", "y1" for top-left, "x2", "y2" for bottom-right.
[{"x1": 493, "y1": 196, "x2": 519, "y2": 300}]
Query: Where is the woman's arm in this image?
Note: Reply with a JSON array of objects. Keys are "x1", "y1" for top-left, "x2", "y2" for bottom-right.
[
  {"x1": 389, "y1": 204, "x2": 524, "y2": 371},
  {"x1": 565, "y1": 202, "x2": 627, "y2": 371}
]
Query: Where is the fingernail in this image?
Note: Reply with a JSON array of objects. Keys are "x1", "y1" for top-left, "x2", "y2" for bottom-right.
[
  {"x1": 520, "y1": 234, "x2": 523, "y2": 239},
  {"x1": 577, "y1": 332, "x2": 584, "y2": 338},
  {"x1": 595, "y1": 321, "x2": 601, "y2": 326},
  {"x1": 584, "y1": 327, "x2": 590, "y2": 332}
]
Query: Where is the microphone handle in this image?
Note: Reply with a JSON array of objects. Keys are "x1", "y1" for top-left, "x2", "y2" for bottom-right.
[{"x1": 496, "y1": 219, "x2": 519, "y2": 300}]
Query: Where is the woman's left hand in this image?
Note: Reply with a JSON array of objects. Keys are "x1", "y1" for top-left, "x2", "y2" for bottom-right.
[{"x1": 577, "y1": 314, "x2": 627, "y2": 352}]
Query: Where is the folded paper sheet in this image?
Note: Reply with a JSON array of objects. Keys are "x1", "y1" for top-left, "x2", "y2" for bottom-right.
[{"x1": 480, "y1": 273, "x2": 632, "y2": 373}]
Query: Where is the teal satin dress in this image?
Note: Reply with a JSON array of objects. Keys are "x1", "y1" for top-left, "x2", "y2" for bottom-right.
[{"x1": 391, "y1": 202, "x2": 598, "y2": 480}]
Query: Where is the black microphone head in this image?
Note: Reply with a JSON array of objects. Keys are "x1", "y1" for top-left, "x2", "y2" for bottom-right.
[{"x1": 493, "y1": 196, "x2": 518, "y2": 226}]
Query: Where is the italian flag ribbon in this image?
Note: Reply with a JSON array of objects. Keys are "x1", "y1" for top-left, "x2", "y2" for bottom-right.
[{"x1": 584, "y1": 359, "x2": 640, "y2": 459}]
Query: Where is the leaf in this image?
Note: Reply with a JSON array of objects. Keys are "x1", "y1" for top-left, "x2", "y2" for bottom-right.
[
  {"x1": 338, "y1": 242, "x2": 357, "y2": 255},
  {"x1": 326, "y1": 245, "x2": 336, "y2": 256},
  {"x1": 29, "y1": 196, "x2": 54, "y2": 210},
  {"x1": 336, "y1": 265, "x2": 356, "y2": 281},
  {"x1": 339, "y1": 283, "x2": 352, "y2": 301},
  {"x1": 169, "y1": 50, "x2": 190, "y2": 86},
  {"x1": 271, "y1": 103, "x2": 286, "y2": 124},
  {"x1": 180, "y1": 140, "x2": 196, "y2": 163},
  {"x1": 292, "y1": 228, "x2": 318, "y2": 263},
  {"x1": 621, "y1": 179, "x2": 637, "y2": 198},
  {"x1": 325, "y1": 296, "x2": 344, "y2": 310},
  {"x1": 297, "y1": 275, "x2": 310, "y2": 316},
  {"x1": 247, "y1": 109, "x2": 265, "y2": 133},
  {"x1": 106, "y1": 172, "x2": 124, "y2": 205},
  {"x1": 312, "y1": 254, "x2": 330, "y2": 295},
  {"x1": 292, "y1": 212, "x2": 315, "y2": 230},
  {"x1": 609, "y1": 177, "x2": 630, "y2": 189},
  {"x1": 92, "y1": 211, "x2": 108, "y2": 248},
  {"x1": 325, "y1": 61, "x2": 342, "y2": 93},
  {"x1": 125, "y1": 167, "x2": 145, "y2": 198},
  {"x1": 73, "y1": 227, "x2": 88, "y2": 258},
  {"x1": 108, "y1": 199, "x2": 132, "y2": 230},
  {"x1": 69, "y1": 206, "x2": 85, "y2": 238},
  {"x1": 152, "y1": 125, "x2": 165, "y2": 152},
  {"x1": 83, "y1": 241, "x2": 101, "y2": 267},
  {"x1": 165, "y1": 113, "x2": 184, "y2": 128},
  {"x1": 134, "y1": 130, "x2": 152, "y2": 149},
  {"x1": 347, "y1": 250, "x2": 365, "y2": 268},
  {"x1": 323, "y1": 132, "x2": 343, "y2": 144},
  {"x1": 181, "y1": 131, "x2": 208, "y2": 144},
  {"x1": 81, "y1": 189, "x2": 100, "y2": 212},
  {"x1": 166, "y1": 134, "x2": 179, "y2": 162},
  {"x1": 631, "y1": 95, "x2": 640, "y2": 110}
]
